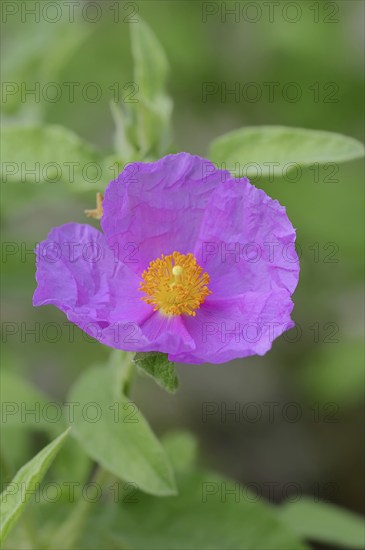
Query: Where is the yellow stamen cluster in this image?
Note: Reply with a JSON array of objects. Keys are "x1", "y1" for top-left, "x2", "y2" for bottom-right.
[{"x1": 139, "y1": 251, "x2": 212, "y2": 316}]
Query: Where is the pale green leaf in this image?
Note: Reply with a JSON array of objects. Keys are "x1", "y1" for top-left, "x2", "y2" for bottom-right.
[
  {"x1": 0, "y1": 428, "x2": 70, "y2": 543},
  {"x1": 134, "y1": 352, "x2": 179, "y2": 394},
  {"x1": 162, "y1": 431, "x2": 198, "y2": 473},
  {"x1": 109, "y1": 102, "x2": 136, "y2": 161},
  {"x1": 130, "y1": 18, "x2": 169, "y2": 100},
  {"x1": 135, "y1": 95, "x2": 173, "y2": 157},
  {"x1": 109, "y1": 471, "x2": 309, "y2": 550},
  {"x1": 128, "y1": 18, "x2": 172, "y2": 157},
  {"x1": 66, "y1": 364, "x2": 177, "y2": 496},
  {"x1": 278, "y1": 497, "x2": 365, "y2": 548},
  {"x1": 209, "y1": 126, "x2": 365, "y2": 178},
  {"x1": 1, "y1": 125, "x2": 109, "y2": 190}
]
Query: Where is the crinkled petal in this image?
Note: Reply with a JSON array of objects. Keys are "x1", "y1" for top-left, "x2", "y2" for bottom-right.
[
  {"x1": 34, "y1": 154, "x2": 300, "y2": 364},
  {"x1": 193, "y1": 177, "x2": 299, "y2": 299},
  {"x1": 169, "y1": 290, "x2": 294, "y2": 364},
  {"x1": 101, "y1": 153, "x2": 226, "y2": 273},
  {"x1": 33, "y1": 223, "x2": 195, "y2": 355}
]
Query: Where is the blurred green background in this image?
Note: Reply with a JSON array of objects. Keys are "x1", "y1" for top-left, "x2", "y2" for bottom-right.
[{"x1": 1, "y1": 0, "x2": 364, "y2": 538}]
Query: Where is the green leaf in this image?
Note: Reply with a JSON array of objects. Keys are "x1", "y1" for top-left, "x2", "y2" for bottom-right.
[
  {"x1": 278, "y1": 498, "x2": 365, "y2": 548},
  {"x1": 109, "y1": 102, "x2": 136, "y2": 162},
  {"x1": 128, "y1": 18, "x2": 173, "y2": 158},
  {"x1": 130, "y1": 18, "x2": 169, "y2": 101},
  {"x1": 209, "y1": 126, "x2": 365, "y2": 178},
  {"x1": 162, "y1": 431, "x2": 198, "y2": 473},
  {"x1": 66, "y1": 363, "x2": 177, "y2": 496},
  {"x1": 134, "y1": 352, "x2": 179, "y2": 394},
  {"x1": 51, "y1": 437, "x2": 92, "y2": 488},
  {"x1": 108, "y1": 18, "x2": 173, "y2": 160},
  {"x1": 37, "y1": 430, "x2": 307, "y2": 550},
  {"x1": 1, "y1": 125, "x2": 109, "y2": 190},
  {"x1": 109, "y1": 471, "x2": 308, "y2": 550},
  {"x1": 0, "y1": 428, "x2": 70, "y2": 543},
  {"x1": 136, "y1": 95, "x2": 173, "y2": 157}
]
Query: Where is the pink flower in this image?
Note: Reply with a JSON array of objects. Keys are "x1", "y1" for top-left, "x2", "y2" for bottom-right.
[{"x1": 34, "y1": 153, "x2": 299, "y2": 364}]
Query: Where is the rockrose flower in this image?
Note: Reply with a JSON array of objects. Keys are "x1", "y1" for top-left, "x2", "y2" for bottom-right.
[{"x1": 34, "y1": 153, "x2": 299, "y2": 364}]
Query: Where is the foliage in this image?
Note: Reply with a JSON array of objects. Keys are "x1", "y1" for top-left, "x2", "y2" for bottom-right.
[{"x1": 1, "y1": 9, "x2": 364, "y2": 550}]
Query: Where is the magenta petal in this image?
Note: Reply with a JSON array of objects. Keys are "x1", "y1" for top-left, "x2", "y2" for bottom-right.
[
  {"x1": 34, "y1": 223, "x2": 115, "y2": 314},
  {"x1": 193, "y1": 177, "x2": 299, "y2": 299},
  {"x1": 169, "y1": 290, "x2": 294, "y2": 364},
  {"x1": 33, "y1": 222, "x2": 148, "y2": 326},
  {"x1": 137, "y1": 313, "x2": 195, "y2": 354},
  {"x1": 33, "y1": 223, "x2": 196, "y2": 354},
  {"x1": 101, "y1": 153, "x2": 226, "y2": 273},
  {"x1": 34, "y1": 154, "x2": 300, "y2": 364}
]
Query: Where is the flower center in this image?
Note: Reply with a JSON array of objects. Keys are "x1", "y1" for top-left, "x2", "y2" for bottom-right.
[{"x1": 139, "y1": 251, "x2": 212, "y2": 316}]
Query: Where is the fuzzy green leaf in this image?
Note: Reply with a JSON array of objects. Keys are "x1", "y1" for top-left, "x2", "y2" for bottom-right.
[
  {"x1": 130, "y1": 17, "x2": 169, "y2": 100},
  {"x1": 1, "y1": 125, "x2": 108, "y2": 190},
  {"x1": 109, "y1": 471, "x2": 309, "y2": 550},
  {"x1": 209, "y1": 126, "x2": 365, "y2": 178},
  {"x1": 66, "y1": 363, "x2": 177, "y2": 496},
  {"x1": 134, "y1": 352, "x2": 179, "y2": 394},
  {"x1": 0, "y1": 428, "x2": 70, "y2": 543},
  {"x1": 278, "y1": 498, "x2": 365, "y2": 548}
]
